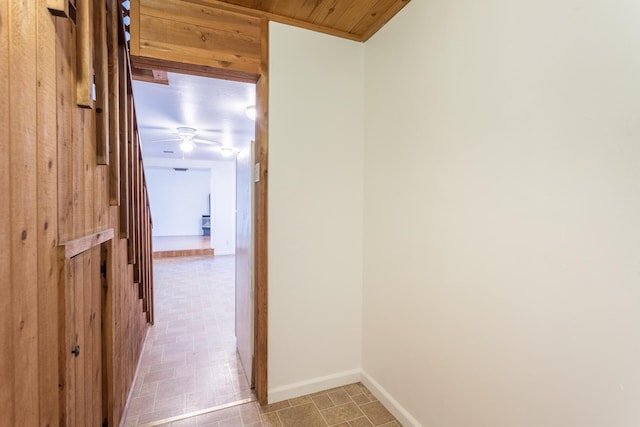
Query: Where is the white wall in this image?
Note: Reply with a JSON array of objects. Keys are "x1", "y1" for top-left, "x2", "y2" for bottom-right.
[
  {"x1": 268, "y1": 22, "x2": 365, "y2": 401},
  {"x1": 363, "y1": 1, "x2": 640, "y2": 426},
  {"x1": 144, "y1": 159, "x2": 236, "y2": 254},
  {"x1": 210, "y1": 161, "x2": 236, "y2": 255},
  {"x1": 145, "y1": 167, "x2": 211, "y2": 236}
]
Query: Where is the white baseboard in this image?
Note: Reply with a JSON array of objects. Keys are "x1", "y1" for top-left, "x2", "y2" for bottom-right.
[
  {"x1": 214, "y1": 250, "x2": 235, "y2": 256},
  {"x1": 268, "y1": 369, "x2": 362, "y2": 404},
  {"x1": 361, "y1": 370, "x2": 423, "y2": 427}
]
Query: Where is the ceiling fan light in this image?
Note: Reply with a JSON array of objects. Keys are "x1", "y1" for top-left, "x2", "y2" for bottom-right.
[
  {"x1": 180, "y1": 140, "x2": 194, "y2": 153},
  {"x1": 220, "y1": 147, "x2": 234, "y2": 157},
  {"x1": 246, "y1": 105, "x2": 256, "y2": 121}
]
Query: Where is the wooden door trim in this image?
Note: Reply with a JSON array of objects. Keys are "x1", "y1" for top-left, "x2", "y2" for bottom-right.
[
  {"x1": 129, "y1": 19, "x2": 269, "y2": 405},
  {"x1": 253, "y1": 18, "x2": 269, "y2": 405}
]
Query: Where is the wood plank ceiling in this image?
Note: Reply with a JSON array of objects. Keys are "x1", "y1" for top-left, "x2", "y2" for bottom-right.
[{"x1": 188, "y1": 0, "x2": 411, "y2": 42}]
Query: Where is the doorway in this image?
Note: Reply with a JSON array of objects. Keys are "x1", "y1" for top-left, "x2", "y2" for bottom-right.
[{"x1": 122, "y1": 72, "x2": 259, "y2": 426}]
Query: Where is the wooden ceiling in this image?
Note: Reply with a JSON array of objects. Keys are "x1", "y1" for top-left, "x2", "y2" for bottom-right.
[{"x1": 190, "y1": 0, "x2": 411, "y2": 42}]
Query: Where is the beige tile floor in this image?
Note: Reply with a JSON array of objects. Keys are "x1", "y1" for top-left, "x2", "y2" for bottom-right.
[
  {"x1": 154, "y1": 383, "x2": 401, "y2": 426},
  {"x1": 124, "y1": 256, "x2": 252, "y2": 426},
  {"x1": 124, "y1": 255, "x2": 401, "y2": 427}
]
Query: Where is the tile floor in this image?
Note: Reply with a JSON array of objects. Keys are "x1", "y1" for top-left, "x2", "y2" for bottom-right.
[
  {"x1": 124, "y1": 256, "x2": 252, "y2": 426},
  {"x1": 154, "y1": 383, "x2": 401, "y2": 426},
  {"x1": 124, "y1": 255, "x2": 401, "y2": 427}
]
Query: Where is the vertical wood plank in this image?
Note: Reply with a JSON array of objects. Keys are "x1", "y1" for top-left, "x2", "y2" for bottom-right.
[
  {"x1": 56, "y1": 16, "x2": 72, "y2": 243},
  {"x1": 118, "y1": 44, "x2": 129, "y2": 238},
  {"x1": 107, "y1": 0, "x2": 120, "y2": 205},
  {"x1": 36, "y1": 0, "x2": 61, "y2": 424},
  {"x1": 96, "y1": 157, "x2": 109, "y2": 228},
  {"x1": 59, "y1": 257, "x2": 75, "y2": 426},
  {"x1": 93, "y1": 245, "x2": 104, "y2": 427},
  {"x1": 129, "y1": 0, "x2": 140, "y2": 55},
  {"x1": 137, "y1": 140, "x2": 142, "y2": 289},
  {"x1": 73, "y1": 108, "x2": 85, "y2": 239},
  {"x1": 84, "y1": 107, "x2": 96, "y2": 234},
  {"x1": 84, "y1": 251, "x2": 94, "y2": 426},
  {"x1": 76, "y1": 0, "x2": 95, "y2": 108},
  {"x1": 10, "y1": 0, "x2": 39, "y2": 423},
  {"x1": 101, "y1": 240, "x2": 114, "y2": 427},
  {"x1": 127, "y1": 97, "x2": 136, "y2": 264},
  {"x1": 74, "y1": 254, "x2": 86, "y2": 426},
  {"x1": 0, "y1": 0, "x2": 13, "y2": 422},
  {"x1": 254, "y1": 17, "x2": 269, "y2": 406},
  {"x1": 94, "y1": 0, "x2": 109, "y2": 164}
]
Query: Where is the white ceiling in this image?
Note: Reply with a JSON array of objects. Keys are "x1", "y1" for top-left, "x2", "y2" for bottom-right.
[{"x1": 132, "y1": 72, "x2": 256, "y2": 162}]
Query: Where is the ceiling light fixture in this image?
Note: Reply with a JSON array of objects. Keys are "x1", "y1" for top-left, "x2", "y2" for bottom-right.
[
  {"x1": 220, "y1": 147, "x2": 235, "y2": 157},
  {"x1": 245, "y1": 105, "x2": 256, "y2": 121},
  {"x1": 180, "y1": 140, "x2": 194, "y2": 153}
]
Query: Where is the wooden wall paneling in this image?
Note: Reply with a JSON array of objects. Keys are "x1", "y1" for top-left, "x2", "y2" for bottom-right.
[
  {"x1": 0, "y1": 0, "x2": 12, "y2": 420},
  {"x1": 110, "y1": 240, "x2": 125, "y2": 423},
  {"x1": 254, "y1": 17, "x2": 269, "y2": 406},
  {"x1": 47, "y1": 0, "x2": 69, "y2": 17},
  {"x1": 58, "y1": 256, "x2": 76, "y2": 426},
  {"x1": 133, "y1": 136, "x2": 142, "y2": 288},
  {"x1": 58, "y1": 238, "x2": 108, "y2": 425},
  {"x1": 83, "y1": 250, "x2": 94, "y2": 425},
  {"x1": 118, "y1": 44, "x2": 129, "y2": 238},
  {"x1": 63, "y1": 229, "x2": 115, "y2": 258},
  {"x1": 107, "y1": 0, "x2": 120, "y2": 205},
  {"x1": 57, "y1": 16, "x2": 75, "y2": 243},
  {"x1": 94, "y1": 0, "x2": 109, "y2": 164},
  {"x1": 76, "y1": 0, "x2": 95, "y2": 108},
  {"x1": 96, "y1": 158, "x2": 109, "y2": 228},
  {"x1": 144, "y1": 184, "x2": 154, "y2": 323},
  {"x1": 126, "y1": 96, "x2": 136, "y2": 264},
  {"x1": 83, "y1": 108, "x2": 96, "y2": 234},
  {"x1": 37, "y1": 0, "x2": 61, "y2": 424},
  {"x1": 140, "y1": 193, "x2": 146, "y2": 309},
  {"x1": 9, "y1": 0, "x2": 39, "y2": 423},
  {"x1": 73, "y1": 254, "x2": 86, "y2": 426},
  {"x1": 93, "y1": 245, "x2": 105, "y2": 427},
  {"x1": 141, "y1": 193, "x2": 147, "y2": 314},
  {"x1": 73, "y1": 110, "x2": 87, "y2": 239},
  {"x1": 132, "y1": 0, "x2": 262, "y2": 77},
  {"x1": 83, "y1": 245, "x2": 103, "y2": 426},
  {"x1": 129, "y1": 0, "x2": 140, "y2": 53},
  {"x1": 101, "y1": 240, "x2": 114, "y2": 427}
]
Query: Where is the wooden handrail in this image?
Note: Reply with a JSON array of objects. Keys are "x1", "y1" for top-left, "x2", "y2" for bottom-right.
[{"x1": 59, "y1": 228, "x2": 115, "y2": 259}]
